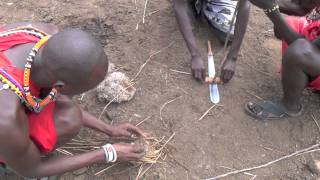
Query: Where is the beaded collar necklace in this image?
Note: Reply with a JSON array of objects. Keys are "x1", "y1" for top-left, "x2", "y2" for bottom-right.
[{"x1": 0, "y1": 25, "x2": 58, "y2": 113}]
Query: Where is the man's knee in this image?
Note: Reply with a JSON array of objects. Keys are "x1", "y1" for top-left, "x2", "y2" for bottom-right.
[{"x1": 283, "y1": 39, "x2": 313, "y2": 67}]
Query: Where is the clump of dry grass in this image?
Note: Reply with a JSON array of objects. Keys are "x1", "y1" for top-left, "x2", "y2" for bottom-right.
[{"x1": 55, "y1": 133, "x2": 175, "y2": 178}]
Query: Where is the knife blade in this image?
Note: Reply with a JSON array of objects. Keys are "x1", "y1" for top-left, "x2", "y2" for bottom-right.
[{"x1": 208, "y1": 41, "x2": 220, "y2": 104}]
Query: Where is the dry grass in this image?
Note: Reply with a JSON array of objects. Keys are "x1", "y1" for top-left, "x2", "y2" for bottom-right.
[{"x1": 55, "y1": 133, "x2": 175, "y2": 178}]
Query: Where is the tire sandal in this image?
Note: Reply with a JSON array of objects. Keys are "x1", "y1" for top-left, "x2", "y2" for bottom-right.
[{"x1": 245, "y1": 101, "x2": 303, "y2": 120}]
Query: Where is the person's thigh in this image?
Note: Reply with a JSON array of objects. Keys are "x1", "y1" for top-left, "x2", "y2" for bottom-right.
[{"x1": 53, "y1": 95, "x2": 83, "y2": 148}]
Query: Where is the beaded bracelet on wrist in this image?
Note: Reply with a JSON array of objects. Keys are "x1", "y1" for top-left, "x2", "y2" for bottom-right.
[{"x1": 264, "y1": 4, "x2": 279, "y2": 15}]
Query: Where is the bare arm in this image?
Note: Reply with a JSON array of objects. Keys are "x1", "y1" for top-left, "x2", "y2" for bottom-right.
[
  {"x1": 0, "y1": 92, "x2": 106, "y2": 178},
  {"x1": 172, "y1": 0, "x2": 200, "y2": 57},
  {"x1": 226, "y1": 0, "x2": 251, "y2": 61},
  {"x1": 267, "y1": 7, "x2": 303, "y2": 45},
  {"x1": 278, "y1": 0, "x2": 311, "y2": 16},
  {"x1": 172, "y1": 0, "x2": 206, "y2": 81},
  {"x1": 219, "y1": 0, "x2": 250, "y2": 83}
]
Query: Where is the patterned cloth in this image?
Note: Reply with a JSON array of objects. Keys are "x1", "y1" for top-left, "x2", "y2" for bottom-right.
[
  {"x1": 307, "y1": 7, "x2": 320, "y2": 22},
  {"x1": 194, "y1": 0, "x2": 238, "y2": 35}
]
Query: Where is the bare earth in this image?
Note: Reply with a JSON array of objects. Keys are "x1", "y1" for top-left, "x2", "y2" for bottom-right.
[{"x1": 1, "y1": 0, "x2": 320, "y2": 179}]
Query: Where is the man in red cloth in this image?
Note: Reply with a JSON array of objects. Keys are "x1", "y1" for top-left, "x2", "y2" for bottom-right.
[
  {"x1": 0, "y1": 22, "x2": 146, "y2": 177},
  {"x1": 245, "y1": 0, "x2": 320, "y2": 120}
]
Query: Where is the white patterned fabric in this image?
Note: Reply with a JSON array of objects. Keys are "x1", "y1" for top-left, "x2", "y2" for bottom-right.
[{"x1": 195, "y1": 0, "x2": 238, "y2": 34}]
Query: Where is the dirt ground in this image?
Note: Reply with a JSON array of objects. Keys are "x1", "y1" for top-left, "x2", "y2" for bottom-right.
[{"x1": 1, "y1": 0, "x2": 320, "y2": 179}]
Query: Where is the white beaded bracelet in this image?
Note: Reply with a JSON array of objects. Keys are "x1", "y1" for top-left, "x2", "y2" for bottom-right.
[{"x1": 102, "y1": 144, "x2": 117, "y2": 163}]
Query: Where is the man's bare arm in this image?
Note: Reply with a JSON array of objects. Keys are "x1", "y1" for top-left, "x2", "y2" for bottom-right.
[
  {"x1": 172, "y1": 0, "x2": 206, "y2": 81},
  {"x1": 0, "y1": 92, "x2": 106, "y2": 178},
  {"x1": 278, "y1": 0, "x2": 311, "y2": 16},
  {"x1": 268, "y1": 7, "x2": 303, "y2": 45}
]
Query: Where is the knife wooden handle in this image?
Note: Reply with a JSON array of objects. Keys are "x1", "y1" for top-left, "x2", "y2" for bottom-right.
[{"x1": 208, "y1": 40, "x2": 213, "y2": 56}]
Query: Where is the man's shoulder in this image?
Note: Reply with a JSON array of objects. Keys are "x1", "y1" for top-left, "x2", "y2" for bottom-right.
[
  {"x1": 3, "y1": 22, "x2": 59, "y2": 35},
  {"x1": 0, "y1": 86, "x2": 23, "y2": 128}
]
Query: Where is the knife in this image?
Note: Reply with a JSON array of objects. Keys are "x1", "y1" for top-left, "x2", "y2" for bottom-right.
[{"x1": 207, "y1": 41, "x2": 220, "y2": 104}]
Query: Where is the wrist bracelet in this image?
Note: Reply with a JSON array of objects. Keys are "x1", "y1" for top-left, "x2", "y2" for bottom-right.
[
  {"x1": 102, "y1": 144, "x2": 117, "y2": 163},
  {"x1": 264, "y1": 4, "x2": 279, "y2": 14}
]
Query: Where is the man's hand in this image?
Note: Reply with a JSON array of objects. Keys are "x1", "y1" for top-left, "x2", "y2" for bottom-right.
[
  {"x1": 113, "y1": 143, "x2": 145, "y2": 161},
  {"x1": 220, "y1": 58, "x2": 236, "y2": 83},
  {"x1": 191, "y1": 56, "x2": 206, "y2": 81},
  {"x1": 110, "y1": 123, "x2": 146, "y2": 138},
  {"x1": 249, "y1": 0, "x2": 276, "y2": 10}
]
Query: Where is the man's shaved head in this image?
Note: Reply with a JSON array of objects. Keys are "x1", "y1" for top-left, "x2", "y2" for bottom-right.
[{"x1": 39, "y1": 29, "x2": 108, "y2": 95}]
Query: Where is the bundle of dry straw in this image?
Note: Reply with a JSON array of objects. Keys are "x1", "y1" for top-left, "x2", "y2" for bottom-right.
[{"x1": 55, "y1": 133, "x2": 175, "y2": 178}]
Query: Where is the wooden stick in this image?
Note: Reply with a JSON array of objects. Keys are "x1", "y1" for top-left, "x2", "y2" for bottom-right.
[
  {"x1": 94, "y1": 163, "x2": 119, "y2": 176},
  {"x1": 311, "y1": 113, "x2": 320, "y2": 136},
  {"x1": 56, "y1": 148, "x2": 73, "y2": 156},
  {"x1": 244, "y1": 90, "x2": 265, "y2": 101},
  {"x1": 198, "y1": 105, "x2": 216, "y2": 121},
  {"x1": 170, "y1": 69, "x2": 192, "y2": 75},
  {"x1": 160, "y1": 96, "x2": 182, "y2": 127},
  {"x1": 136, "y1": 115, "x2": 152, "y2": 126},
  {"x1": 142, "y1": 0, "x2": 149, "y2": 24},
  {"x1": 208, "y1": 40, "x2": 213, "y2": 56},
  {"x1": 131, "y1": 42, "x2": 174, "y2": 82},
  {"x1": 219, "y1": 166, "x2": 256, "y2": 177},
  {"x1": 206, "y1": 143, "x2": 320, "y2": 180}
]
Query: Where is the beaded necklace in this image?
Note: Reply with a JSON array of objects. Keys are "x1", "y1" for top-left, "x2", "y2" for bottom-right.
[{"x1": 0, "y1": 26, "x2": 58, "y2": 113}]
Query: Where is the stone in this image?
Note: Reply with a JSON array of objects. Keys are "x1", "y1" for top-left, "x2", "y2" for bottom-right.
[{"x1": 96, "y1": 71, "x2": 136, "y2": 103}]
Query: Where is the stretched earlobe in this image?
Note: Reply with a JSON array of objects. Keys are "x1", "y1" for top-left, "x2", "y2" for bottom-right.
[{"x1": 53, "y1": 81, "x2": 65, "y2": 90}]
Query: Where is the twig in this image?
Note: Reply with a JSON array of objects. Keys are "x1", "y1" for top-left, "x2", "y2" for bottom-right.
[
  {"x1": 142, "y1": 0, "x2": 148, "y2": 24},
  {"x1": 94, "y1": 163, "x2": 119, "y2": 176},
  {"x1": 160, "y1": 96, "x2": 182, "y2": 127},
  {"x1": 136, "y1": 7, "x2": 167, "y2": 30},
  {"x1": 136, "y1": 133, "x2": 176, "y2": 179},
  {"x1": 170, "y1": 69, "x2": 192, "y2": 75},
  {"x1": 219, "y1": 166, "x2": 256, "y2": 177},
  {"x1": 136, "y1": 116, "x2": 152, "y2": 126},
  {"x1": 198, "y1": 105, "x2": 216, "y2": 121},
  {"x1": 131, "y1": 42, "x2": 174, "y2": 81},
  {"x1": 206, "y1": 143, "x2": 320, "y2": 180},
  {"x1": 245, "y1": 90, "x2": 264, "y2": 101},
  {"x1": 56, "y1": 148, "x2": 73, "y2": 156},
  {"x1": 98, "y1": 82, "x2": 136, "y2": 120},
  {"x1": 311, "y1": 113, "x2": 320, "y2": 136}
]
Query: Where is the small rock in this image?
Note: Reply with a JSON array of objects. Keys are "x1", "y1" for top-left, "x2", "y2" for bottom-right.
[
  {"x1": 73, "y1": 167, "x2": 87, "y2": 176},
  {"x1": 307, "y1": 160, "x2": 320, "y2": 175},
  {"x1": 96, "y1": 71, "x2": 136, "y2": 103}
]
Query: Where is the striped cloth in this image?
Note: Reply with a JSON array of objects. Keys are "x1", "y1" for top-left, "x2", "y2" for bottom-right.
[{"x1": 194, "y1": 0, "x2": 238, "y2": 34}]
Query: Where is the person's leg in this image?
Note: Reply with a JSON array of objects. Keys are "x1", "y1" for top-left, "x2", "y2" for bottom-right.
[
  {"x1": 54, "y1": 95, "x2": 83, "y2": 148},
  {"x1": 282, "y1": 38, "x2": 320, "y2": 109},
  {"x1": 245, "y1": 38, "x2": 320, "y2": 120}
]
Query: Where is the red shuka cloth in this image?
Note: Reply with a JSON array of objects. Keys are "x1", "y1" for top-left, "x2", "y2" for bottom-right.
[
  {"x1": 282, "y1": 16, "x2": 320, "y2": 90},
  {"x1": 0, "y1": 27, "x2": 57, "y2": 163}
]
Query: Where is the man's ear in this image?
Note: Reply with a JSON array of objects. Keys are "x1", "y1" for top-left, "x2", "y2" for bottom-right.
[{"x1": 53, "y1": 81, "x2": 65, "y2": 90}]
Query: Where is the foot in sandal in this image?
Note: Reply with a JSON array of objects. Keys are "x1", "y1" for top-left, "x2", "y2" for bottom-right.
[{"x1": 245, "y1": 101, "x2": 303, "y2": 120}]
